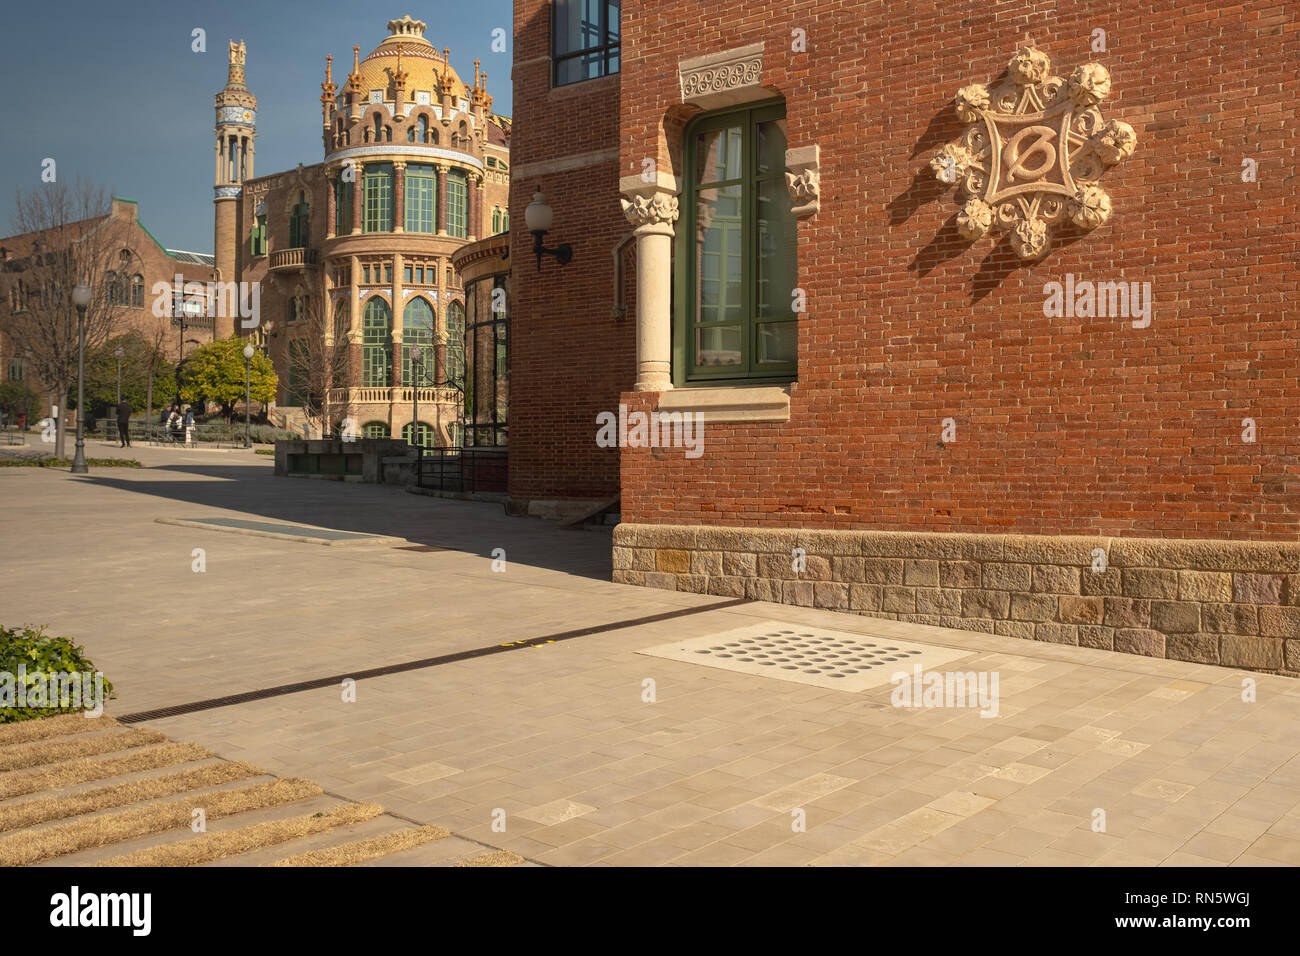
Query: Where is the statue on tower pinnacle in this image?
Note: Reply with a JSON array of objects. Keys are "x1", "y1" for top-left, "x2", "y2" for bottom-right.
[{"x1": 227, "y1": 40, "x2": 247, "y2": 87}]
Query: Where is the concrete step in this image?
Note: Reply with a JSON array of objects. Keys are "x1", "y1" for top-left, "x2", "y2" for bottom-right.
[{"x1": 205, "y1": 811, "x2": 412, "y2": 866}]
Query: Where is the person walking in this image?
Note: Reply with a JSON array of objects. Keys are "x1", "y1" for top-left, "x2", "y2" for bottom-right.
[
  {"x1": 115, "y1": 398, "x2": 132, "y2": 448},
  {"x1": 183, "y1": 406, "x2": 196, "y2": 446}
]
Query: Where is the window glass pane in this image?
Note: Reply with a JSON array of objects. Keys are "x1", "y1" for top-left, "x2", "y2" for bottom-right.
[
  {"x1": 608, "y1": 1, "x2": 620, "y2": 41},
  {"x1": 695, "y1": 184, "x2": 744, "y2": 328},
  {"x1": 694, "y1": 325, "x2": 742, "y2": 368},
  {"x1": 446, "y1": 172, "x2": 468, "y2": 238},
  {"x1": 401, "y1": 298, "x2": 435, "y2": 384},
  {"x1": 696, "y1": 127, "x2": 743, "y2": 184},
  {"x1": 756, "y1": 118, "x2": 787, "y2": 178},
  {"x1": 755, "y1": 177, "x2": 797, "y2": 320},
  {"x1": 554, "y1": 0, "x2": 602, "y2": 55},
  {"x1": 363, "y1": 164, "x2": 393, "y2": 232},
  {"x1": 755, "y1": 321, "x2": 797, "y2": 366},
  {"x1": 404, "y1": 164, "x2": 435, "y2": 233},
  {"x1": 361, "y1": 297, "x2": 392, "y2": 387}
]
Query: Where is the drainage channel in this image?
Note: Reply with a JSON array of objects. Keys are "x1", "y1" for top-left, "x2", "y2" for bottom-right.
[{"x1": 118, "y1": 597, "x2": 750, "y2": 724}]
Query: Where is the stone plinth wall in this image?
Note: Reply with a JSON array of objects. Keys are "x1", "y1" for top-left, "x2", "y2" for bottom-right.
[{"x1": 612, "y1": 525, "x2": 1300, "y2": 675}]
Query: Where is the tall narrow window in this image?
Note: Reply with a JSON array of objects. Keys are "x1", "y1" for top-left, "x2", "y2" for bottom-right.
[
  {"x1": 363, "y1": 163, "x2": 393, "y2": 233},
  {"x1": 130, "y1": 274, "x2": 144, "y2": 307},
  {"x1": 678, "y1": 101, "x2": 796, "y2": 383},
  {"x1": 405, "y1": 164, "x2": 436, "y2": 234},
  {"x1": 402, "y1": 421, "x2": 434, "y2": 448},
  {"x1": 402, "y1": 297, "x2": 435, "y2": 385},
  {"x1": 335, "y1": 177, "x2": 353, "y2": 234},
  {"x1": 361, "y1": 297, "x2": 392, "y2": 387},
  {"x1": 492, "y1": 208, "x2": 502, "y2": 234},
  {"x1": 445, "y1": 299, "x2": 465, "y2": 388},
  {"x1": 446, "y1": 171, "x2": 467, "y2": 238},
  {"x1": 554, "y1": 0, "x2": 620, "y2": 86},
  {"x1": 289, "y1": 192, "x2": 310, "y2": 248}
]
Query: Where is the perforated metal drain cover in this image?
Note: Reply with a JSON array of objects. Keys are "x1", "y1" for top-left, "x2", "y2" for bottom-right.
[{"x1": 638, "y1": 620, "x2": 973, "y2": 692}]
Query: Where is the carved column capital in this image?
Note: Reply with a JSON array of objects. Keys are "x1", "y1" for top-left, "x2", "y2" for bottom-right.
[
  {"x1": 785, "y1": 145, "x2": 820, "y2": 219},
  {"x1": 620, "y1": 192, "x2": 679, "y2": 232}
]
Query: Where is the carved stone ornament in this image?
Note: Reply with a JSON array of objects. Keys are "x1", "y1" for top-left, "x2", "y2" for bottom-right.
[
  {"x1": 621, "y1": 192, "x2": 680, "y2": 228},
  {"x1": 679, "y1": 43, "x2": 764, "y2": 106},
  {"x1": 930, "y1": 46, "x2": 1137, "y2": 260},
  {"x1": 785, "y1": 145, "x2": 820, "y2": 218}
]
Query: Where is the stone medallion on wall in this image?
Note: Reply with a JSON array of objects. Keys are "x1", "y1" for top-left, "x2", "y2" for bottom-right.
[{"x1": 930, "y1": 46, "x2": 1137, "y2": 260}]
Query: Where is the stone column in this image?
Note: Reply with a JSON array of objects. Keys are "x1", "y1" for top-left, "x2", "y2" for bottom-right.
[
  {"x1": 392, "y1": 161, "x2": 406, "y2": 234},
  {"x1": 351, "y1": 162, "x2": 363, "y2": 235},
  {"x1": 436, "y1": 164, "x2": 449, "y2": 236},
  {"x1": 468, "y1": 173, "x2": 482, "y2": 241},
  {"x1": 245, "y1": 136, "x2": 255, "y2": 181},
  {"x1": 325, "y1": 173, "x2": 337, "y2": 239},
  {"x1": 392, "y1": 254, "x2": 404, "y2": 387},
  {"x1": 620, "y1": 185, "x2": 679, "y2": 392}
]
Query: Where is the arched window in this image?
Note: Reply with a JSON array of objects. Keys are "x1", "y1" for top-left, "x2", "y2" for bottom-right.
[
  {"x1": 402, "y1": 297, "x2": 435, "y2": 386},
  {"x1": 361, "y1": 421, "x2": 388, "y2": 438},
  {"x1": 402, "y1": 421, "x2": 435, "y2": 448},
  {"x1": 492, "y1": 208, "x2": 502, "y2": 234},
  {"x1": 445, "y1": 299, "x2": 465, "y2": 388},
  {"x1": 130, "y1": 274, "x2": 144, "y2": 307},
  {"x1": 289, "y1": 191, "x2": 310, "y2": 248},
  {"x1": 502, "y1": 209, "x2": 509, "y2": 231},
  {"x1": 418, "y1": 115, "x2": 429, "y2": 143},
  {"x1": 361, "y1": 297, "x2": 392, "y2": 387}
]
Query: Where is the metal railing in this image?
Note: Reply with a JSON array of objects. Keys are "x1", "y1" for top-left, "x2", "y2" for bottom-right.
[{"x1": 414, "y1": 446, "x2": 507, "y2": 494}]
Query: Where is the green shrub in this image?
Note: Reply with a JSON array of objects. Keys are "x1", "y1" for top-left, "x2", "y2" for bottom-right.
[
  {"x1": 0, "y1": 457, "x2": 142, "y2": 468},
  {"x1": 0, "y1": 625, "x2": 114, "y2": 723}
]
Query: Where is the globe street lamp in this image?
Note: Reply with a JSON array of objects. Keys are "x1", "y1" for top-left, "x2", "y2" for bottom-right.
[
  {"x1": 242, "y1": 343, "x2": 255, "y2": 449},
  {"x1": 114, "y1": 344, "x2": 124, "y2": 405},
  {"x1": 70, "y1": 281, "x2": 92, "y2": 473}
]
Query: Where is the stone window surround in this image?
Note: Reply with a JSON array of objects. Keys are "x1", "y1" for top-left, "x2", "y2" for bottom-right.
[{"x1": 617, "y1": 42, "x2": 815, "y2": 424}]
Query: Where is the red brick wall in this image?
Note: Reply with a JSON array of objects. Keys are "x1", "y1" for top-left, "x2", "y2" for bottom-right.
[
  {"x1": 614, "y1": 0, "x2": 1299, "y2": 541},
  {"x1": 509, "y1": 0, "x2": 635, "y2": 500}
]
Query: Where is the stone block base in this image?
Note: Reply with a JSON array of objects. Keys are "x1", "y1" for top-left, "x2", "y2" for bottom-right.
[{"x1": 611, "y1": 524, "x2": 1300, "y2": 675}]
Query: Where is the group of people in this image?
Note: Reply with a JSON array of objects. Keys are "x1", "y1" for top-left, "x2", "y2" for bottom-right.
[
  {"x1": 161, "y1": 404, "x2": 196, "y2": 443},
  {"x1": 111, "y1": 401, "x2": 196, "y2": 447}
]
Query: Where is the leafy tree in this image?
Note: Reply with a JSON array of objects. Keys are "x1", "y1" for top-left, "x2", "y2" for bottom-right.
[
  {"x1": 177, "y1": 337, "x2": 276, "y2": 421},
  {"x1": 0, "y1": 381, "x2": 39, "y2": 427},
  {"x1": 75, "y1": 331, "x2": 175, "y2": 419}
]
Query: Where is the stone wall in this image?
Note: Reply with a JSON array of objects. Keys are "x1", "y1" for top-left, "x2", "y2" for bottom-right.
[{"x1": 612, "y1": 524, "x2": 1300, "y2": 675}]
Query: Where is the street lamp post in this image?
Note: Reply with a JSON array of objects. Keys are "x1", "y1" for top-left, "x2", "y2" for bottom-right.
[
  {"x1": 71, "y1": 282, "x2": 92, "y2": 473},
  {"x1": 408, "y1": 346, "x2": 421, "y2": 449},
  {"x1": 242, "y1": 343, "x2": 254, "y2": 449},
  {"x1": 115, "y1": 344, "x2": 124, "y2": 405}
]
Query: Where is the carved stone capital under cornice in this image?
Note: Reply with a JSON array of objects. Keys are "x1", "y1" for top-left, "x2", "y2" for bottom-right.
[
  {"x1": 785, "y1": 145, "x2": 820, "y2": 219},
  {"x1": 678, "y1": 43, "x2": 768, "y2": 109},
  {"x1": 621, "y1": 192, "x2": 680, "y2": 229}
]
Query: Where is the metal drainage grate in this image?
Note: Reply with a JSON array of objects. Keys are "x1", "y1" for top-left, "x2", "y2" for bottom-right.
[{"x1": 638, "y1": 620, "x2": 972, "y2": 692}]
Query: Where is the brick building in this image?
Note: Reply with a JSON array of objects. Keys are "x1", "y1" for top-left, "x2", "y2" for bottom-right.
[
  {"x1": 0, "y1": 197, "x2": 217, "y2": 420},
  {"x1": 510, "y1": 1, "x2": 1299, "y2": 671},
  {"x1": 217, "y1": 16, "x2": 511, "y2": 444}
]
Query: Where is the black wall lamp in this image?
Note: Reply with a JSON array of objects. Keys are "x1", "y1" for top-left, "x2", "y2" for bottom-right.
[{"x1": 524, "y1": 188, "x2": 572, "y2": 272}]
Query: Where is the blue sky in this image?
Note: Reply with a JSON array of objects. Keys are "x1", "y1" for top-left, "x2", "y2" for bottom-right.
[{"x1": 0, "y1": 0, "x2": 513, "y2": 252}]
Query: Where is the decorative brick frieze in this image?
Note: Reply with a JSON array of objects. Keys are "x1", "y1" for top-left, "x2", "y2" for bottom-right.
[{"x1": 613, "y1": 524, "x2": 1300, "y2": 675}]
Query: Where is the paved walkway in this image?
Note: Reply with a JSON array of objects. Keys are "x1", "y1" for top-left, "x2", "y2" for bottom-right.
[{"x1": 3, "y1": 440, "x2": 1299, "y2": 866}]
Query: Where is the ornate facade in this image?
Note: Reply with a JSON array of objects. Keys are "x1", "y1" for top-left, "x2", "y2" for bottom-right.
[{"x1": 216, "y1": 15, "x2": 510, "y2": 445}]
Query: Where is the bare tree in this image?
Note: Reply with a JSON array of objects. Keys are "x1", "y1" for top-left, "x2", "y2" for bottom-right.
[
  {"x1": 4, "y1": 181, "x2": 133, "y2": 456},
  {"x1": 283, "y1": 266, "x2": 353, "y2": 438}
]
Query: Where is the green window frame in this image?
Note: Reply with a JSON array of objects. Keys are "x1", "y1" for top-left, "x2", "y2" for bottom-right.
[
  {"x1": 335, "y1": 178, "x2": 353, "y2": 234},
  {"x1": 7, "y1": 357, "x2": 24, "y2": 381},
  {"x1": 401, "y1": 421, "x2": 435, "y2": 448},
  {"x1": 362, "y1": 163, "x2": 393, "y2": 233},
  {"x1": 446, "y1": 171, "x2": 467, "y2": 239},
  {"x1": 361, "y1": 421, "x2": 388, "y2": 439},
  {"x1": 361, "y1": 296, "x2": 392, "y2": 387},
  {"x1": 675, "y1": 100, "x2": 797, "y2": 384},
  {"x1": 289, "y1": 192, "x2": 310, "y2": 248},
  {"x1": 405, "y1": 164, "x2": 436, "y2": 234},
  {"x1": 401, "y1": 297, "x2": 435, "y2": 385},
  {"x1": 444, "y1": 299, "x2": 466, "y2": 388}
]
